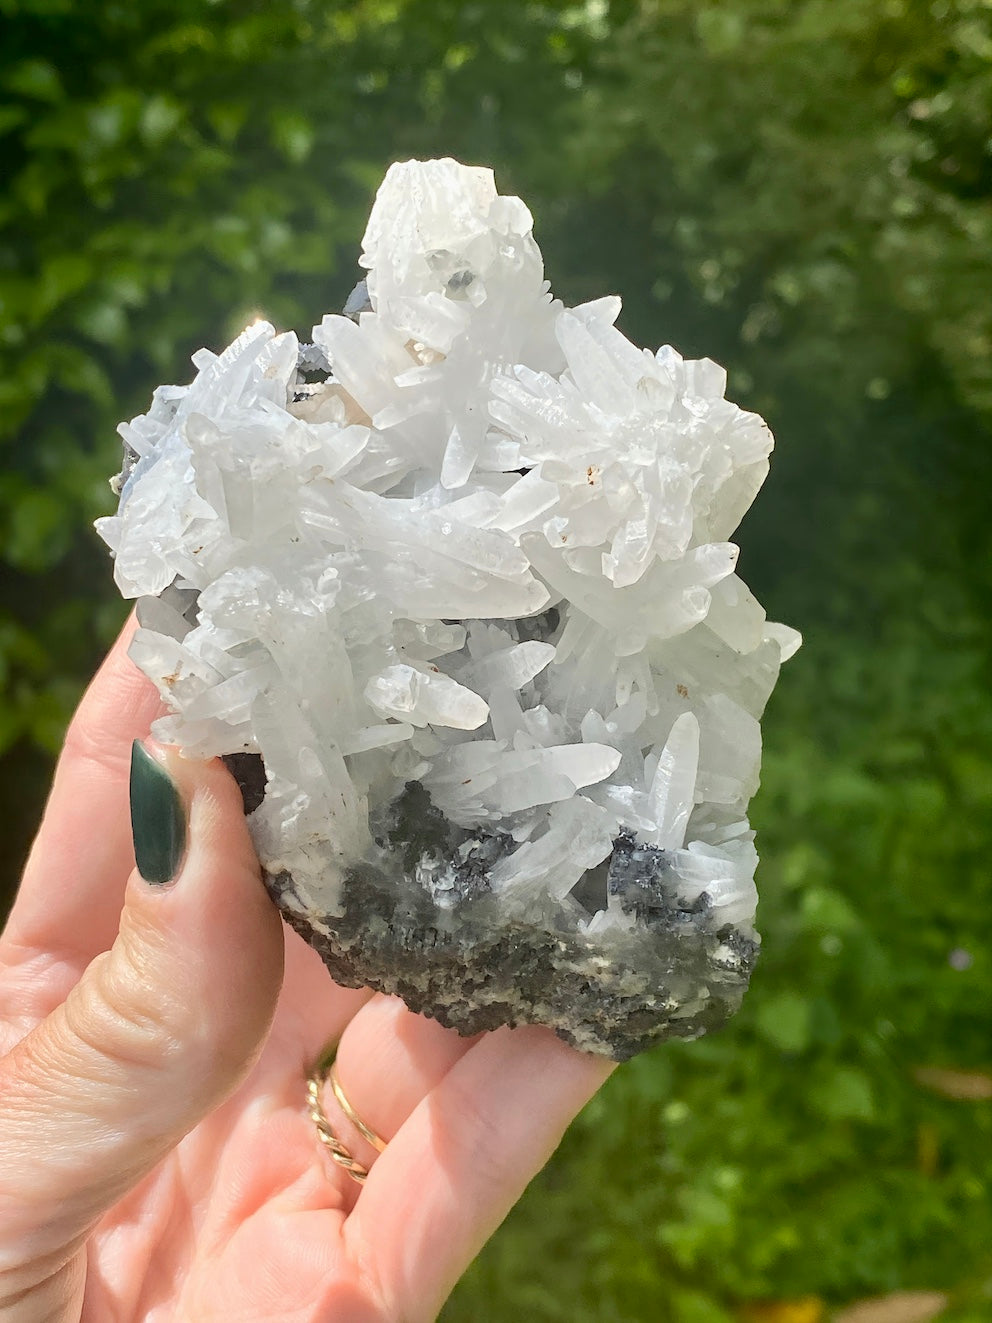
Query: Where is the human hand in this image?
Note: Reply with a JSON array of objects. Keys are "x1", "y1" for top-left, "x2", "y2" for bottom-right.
[{"x1": 0, "y1": 618, "x2": 613, "y2": 1322}]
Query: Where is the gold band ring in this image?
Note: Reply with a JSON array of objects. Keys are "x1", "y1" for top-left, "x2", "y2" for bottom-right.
[
  {"x1": 306, "y1": 1045, "x2": 387, "y2": 1185},
  {"x1": 329, "y1": 1059, "x2": 388, "y2": 1152}
]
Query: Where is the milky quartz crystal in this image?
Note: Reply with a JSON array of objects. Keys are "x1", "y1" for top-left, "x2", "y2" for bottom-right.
[{"x1": 98, "y1": 159, "x2": 800, "y2": 1058}]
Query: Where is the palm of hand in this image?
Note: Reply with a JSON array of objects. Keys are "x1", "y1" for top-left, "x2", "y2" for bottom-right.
[
  {"x1": 90, "y1": 948, "x2": 570, "y2": 1323},
  {"x1": 0, "y1": 624, "x2": 610, "y2": 1323},
  {"x1": 89, "y1": 958, "x2": 397, "y2": 1323},
  {"x1": 87, "y1": 964, "x2": 455, "y2": 1322}
]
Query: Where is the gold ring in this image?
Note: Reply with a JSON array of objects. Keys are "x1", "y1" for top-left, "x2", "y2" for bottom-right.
[
  {"x1": 306, "y1": 1045, "x2": 387, "y2": 1185},
  {"x1": 329, "y1": 1060, "x2": 388, "y2": 1152}
]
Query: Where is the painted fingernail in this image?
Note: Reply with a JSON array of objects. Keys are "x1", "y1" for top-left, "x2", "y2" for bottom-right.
[{"x1": 129, "y1": 741, "x2": 186, "y2": 884}]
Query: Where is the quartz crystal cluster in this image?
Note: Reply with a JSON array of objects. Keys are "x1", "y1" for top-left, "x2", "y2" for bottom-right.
[{"x1": 98, "y1": 159, "x2": 799, "y2": 1059}]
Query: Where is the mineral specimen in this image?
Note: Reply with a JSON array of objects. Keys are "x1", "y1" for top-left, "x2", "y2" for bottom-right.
[{"x1": 97, "y1": 158, "x2": 800, "y2": 1059}]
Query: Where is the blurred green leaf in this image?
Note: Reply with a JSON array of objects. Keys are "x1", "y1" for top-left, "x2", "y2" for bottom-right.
[
  {"x1": 799, "y1": 887, "x2": 861, "y2": 934},
  {"x1": 269, "y1": 109, "x2": 314, "y2": 164},
  {"x1": 3, "y1": 57, "x2": 63, "y2": 101},
  {"x1": 4, "y1": 488, "x2": 70, "y2": 570},
  {"x1": 756, "y1": 993, "x2": 813, "y2": 1053},
  {"x1": 810, "y1": 1066, "x2": 877, "y2": 1123},
  {"x1": 139, "y1": 94, "x2": 183, "y2": 146}
]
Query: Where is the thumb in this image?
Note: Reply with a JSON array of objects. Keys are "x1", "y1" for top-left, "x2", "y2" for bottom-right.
[{"x1": 0, "y1": 742, "x2": 284, "y2": 1302}]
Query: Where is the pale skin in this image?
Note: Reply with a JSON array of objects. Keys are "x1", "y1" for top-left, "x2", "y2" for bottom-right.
[{"x1": 0, "y1": 619, "x2": 614, "y2": 1322}]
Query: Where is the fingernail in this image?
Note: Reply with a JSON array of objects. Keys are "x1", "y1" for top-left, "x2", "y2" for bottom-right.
[{"x1": 130, "y1": 741, "x2": 186, "y2": 884}]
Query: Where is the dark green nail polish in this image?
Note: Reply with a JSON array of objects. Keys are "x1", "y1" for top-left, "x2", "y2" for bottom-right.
[{"x1": 130, "y1": 741, "x2": 186, "y2": 884}]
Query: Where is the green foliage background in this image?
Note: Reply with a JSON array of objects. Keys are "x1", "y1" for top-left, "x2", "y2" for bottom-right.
[{"x1": 2, "y1": 0, "x2": 990, "y2": 1318}]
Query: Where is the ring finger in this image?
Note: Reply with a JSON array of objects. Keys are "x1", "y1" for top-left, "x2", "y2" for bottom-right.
[{"x1": 310, "y1": 994, "x2": 480, "y2": 1184}]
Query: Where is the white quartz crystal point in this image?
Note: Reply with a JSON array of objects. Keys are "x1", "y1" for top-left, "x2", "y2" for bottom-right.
[
  {"x1": 364, "y1": 664, "x2": 489, "y2": 730},
  {"x1": 645, "y1": 711, "x2": 700, "y2": 850},
  {"x1": 95, "y1": 320, "x2": 302, "y2": 598},
  {"x1": 361, "y1": 158, "x2": 541, "y2": 352},
  {"x1": 424, "y1": 739, "x2": 623, "y2": 825},
  {"x1": 489, "y1": 315, "x2": 775, "y2": 593},
  {"x1": 316, "y1": 156, "x2": 561, "y2": 491}
]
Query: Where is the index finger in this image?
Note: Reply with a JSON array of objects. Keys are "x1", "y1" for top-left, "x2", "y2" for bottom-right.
[{"x1": 1, "y1": 611, "x2": 161, "y2": 990}]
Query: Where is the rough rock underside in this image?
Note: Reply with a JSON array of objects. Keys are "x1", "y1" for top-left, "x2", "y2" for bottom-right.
[{"x1": 99, "y1": 158, "x2": 799, "y2": 1059}]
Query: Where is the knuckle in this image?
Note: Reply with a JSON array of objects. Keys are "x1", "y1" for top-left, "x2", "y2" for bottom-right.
[
  {"x1": 59, "y1": 708, "x2": 130, "y2": 780},
  {"x1": 62, "y1": 947, "x2": 192, "y2": 1077}
]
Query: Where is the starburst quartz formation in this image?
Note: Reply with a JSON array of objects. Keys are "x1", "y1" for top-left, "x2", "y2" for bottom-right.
[{"x1": 98, "y1": 159, "x2": 800, "y2": 1059}]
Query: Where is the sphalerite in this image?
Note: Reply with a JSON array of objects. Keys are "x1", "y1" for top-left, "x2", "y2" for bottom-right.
[{"x1": 98, "y1": 158, "x2": 800, "y2": 1059}]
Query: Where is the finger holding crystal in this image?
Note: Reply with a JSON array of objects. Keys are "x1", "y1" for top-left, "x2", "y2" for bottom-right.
[
  {"x1": 310, "y1": 994, "x2": 479, "y2": 1175},
  {"x1": 346, "y1": 1025, "x2": 614, "y2": 1323},
  {"x1": 0, "y1": 614, "x2": 163, "y2": 1045}
]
